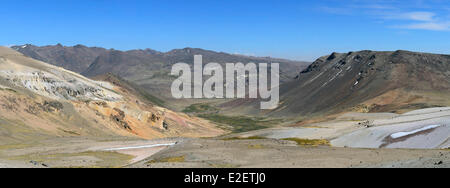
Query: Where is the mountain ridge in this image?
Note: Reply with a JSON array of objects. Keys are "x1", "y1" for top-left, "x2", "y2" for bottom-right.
[
  {"x1": 283, "y1": 50, "x2": 450, "y2": 115},
  {"x1": 222, "y1": 50, "x2": 450, "y2": 119},
  {"x1": 12, "y1": 44, "x2": 309, "y2": 72},
  {"x1": 12, "y1": 44, "x2": 310, "y2": 109}
]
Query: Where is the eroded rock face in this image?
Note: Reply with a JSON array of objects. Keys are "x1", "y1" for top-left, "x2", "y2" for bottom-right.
[
  {"x1": 25, "y1": 101, "x2": 64, "y2": 115},
  {"x1": 111, "y1": 108, "x2": 131, "y2": 130},
  {"x1": 0, "y1": 70, "x2": 121, "y2": 101},
  {"x1": 0, "y1": 47, "x2": 121, "y2": 102}
]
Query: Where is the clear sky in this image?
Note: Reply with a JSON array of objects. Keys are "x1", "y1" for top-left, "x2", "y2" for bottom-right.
[{"x1": 1, "y1": 0, "x2": 449, "y2": 61}]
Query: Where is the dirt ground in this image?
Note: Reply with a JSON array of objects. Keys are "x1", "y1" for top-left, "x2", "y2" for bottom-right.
[
  {"x1": 1, "y1": 107, "x2": 449, "y2": 168},
  {"x1": 0, "y1": 137, "x2": 182, "y2": 168},
  {"x1": 129, "y1": 138, "x2": 449, "y2": 168},
  {"x1": 0, "y1": 136, "x2": 448, "y2": 168}
]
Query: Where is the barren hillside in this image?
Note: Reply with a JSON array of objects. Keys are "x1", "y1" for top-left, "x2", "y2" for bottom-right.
[
  {"x1": 0, "y1": 46, "x2": 224, "y2": 145},
  {"x1": 226, "y1": 50, "x2": 450, "y2": 119}
]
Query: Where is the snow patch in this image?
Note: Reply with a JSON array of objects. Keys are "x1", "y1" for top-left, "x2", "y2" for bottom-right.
[
  {"x1": 95, "y1": 81, "x2": 115, "y2": 90},
  {"x1": 390, "y1": 125, "x2": 442, "y2": 139},
  {"x1": 322, "y1": 70, "x2": 342, "y2": 87},
  {"x1": 103, "y1": 143, "x2": 176, "y2": 151}
]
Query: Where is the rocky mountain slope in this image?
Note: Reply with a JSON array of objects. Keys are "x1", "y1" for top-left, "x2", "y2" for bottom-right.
[
  {"x1": 227, "y1": 50, "x2": 450, "y2": 119},
  {"x1": 0, "y1": 46, "x2": 224, "y2": 145},
  {"x1": 280, "y1": 50, "x2": 450, "y2": 116}
]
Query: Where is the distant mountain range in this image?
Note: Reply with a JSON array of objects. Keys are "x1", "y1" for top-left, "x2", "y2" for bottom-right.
[
  {"x1": 12, "y1": 44, "x2": 308, "y2": 79},
  {"x1": 12, "y1": 44, "x2": 108, "y2": 73},
  {"x1": 11, "y1": 44, "x2": 450, "y2": 121},
  {"x1": 12, "y1": 44, "x2": 310, "y2": 107}
]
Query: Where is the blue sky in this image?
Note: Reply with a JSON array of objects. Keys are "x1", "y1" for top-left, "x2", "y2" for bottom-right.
[{"x1": 1, "y1": 0, "x2": 449, "y2": 61}]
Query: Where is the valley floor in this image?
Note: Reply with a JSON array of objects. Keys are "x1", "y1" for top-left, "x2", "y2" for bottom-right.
[
  {"x1": 129, "y1": 138, "x2": 449, "y2": 168},
  {"x1": 0, "y1": 137, "x2": 448, "y2": 168},
  {"x1": 0, "y1": 137, "x2": 183, "y2": 168},
  {"x1": 0, "y1": 107, "x2": 449, "y2": 168}
]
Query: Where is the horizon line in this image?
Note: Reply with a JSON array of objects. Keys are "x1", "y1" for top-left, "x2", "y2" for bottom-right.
[{"x1": 4, "y1": 43, "x2": 450, "y2": 62}]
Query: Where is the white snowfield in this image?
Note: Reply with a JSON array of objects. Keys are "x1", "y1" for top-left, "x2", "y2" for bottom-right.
[
  {"x1": 390, "y1": 124, "x2": 442, "y2": 139},
  {"x1": 240, "y1": 107, "x2": 450, "y2": 149},
  {"x1": 331, "y1": 108, "x2": 450, "y2": 149}
]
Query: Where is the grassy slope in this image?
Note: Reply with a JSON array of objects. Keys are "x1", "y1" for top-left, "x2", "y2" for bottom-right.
[{"x1": 198, "y1": 114, "x2": 279, "y2": 133}]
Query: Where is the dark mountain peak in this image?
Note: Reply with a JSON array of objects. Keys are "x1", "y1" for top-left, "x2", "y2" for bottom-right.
[
  {"x1": 12, "y1": 43, "x2": 109, "y2": 73},
  {"x1": 394, "y1": 49, "x2": 411, "y2": 53},
  {"x1": 167, "y1": 47, "x2": 196, "y2": 54},
  {"x1": 144, "y1": 48, "x2": 161, "y2": 54},
  {"x1": 180, "y1": 47, "x2": 202, "y2": 51},
  {"x1": 390, "y1": 50, "x2": 430, "y2": 58},
  {"x1": 11, "y1": 44, "x2": 33, "y2": 50},
  {"x1": 299, "y1": 50, "x2": 449, "y2": 77},
  {"x1": 167, "y1": 48, "x2": 187, "y2": 53},
  {"x1": 165, "y1": 47, "x2": 220, "y2": 56},
  {"x1": 273, "y1": 50, "x2": 450, "y2": 118},
  {"x1": 104, "y1": 49, "x2": 124, "y2": 57},
  {"x1": 126, "y1": 48, "x2": 161, "y2": 55},
  {"x1": 326, "y1": 52, "x2": 341, "y2": 60},
  {"x1": 73, "y1": 44, "x2": 87, "y2": 48}
]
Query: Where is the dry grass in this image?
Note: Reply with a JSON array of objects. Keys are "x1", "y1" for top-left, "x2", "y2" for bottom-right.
[
  {"x1": 301, "y1": 125, "x2": 327, "y2": 129},
  {"x1": 0, "y1": 144, "x2": 32, "y2": 150},
  {"x1": 0, "y1": 88, "x2": 16, "y2": 93},
  {"x1": 183, "y1": 103, "x2": 218, "y2": 113},
  {"x1": 221, "y1": 136, "x2": 266, "y2": 141},
  {"x1": 209, "y1": 163, "x2": 239, "y2": 168},
  {"x1": 282, "y1": 138, "x2": 331, "y2": 147},
  {"x1": 248, "y1": 144, "x2": 265, "y2": 149},
  {"x1": 198, "y1": 114, "x2": 278, "y2": 133},
  {"x1": 146, "y1": 156, "x2": 185, "y2": 164}
]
